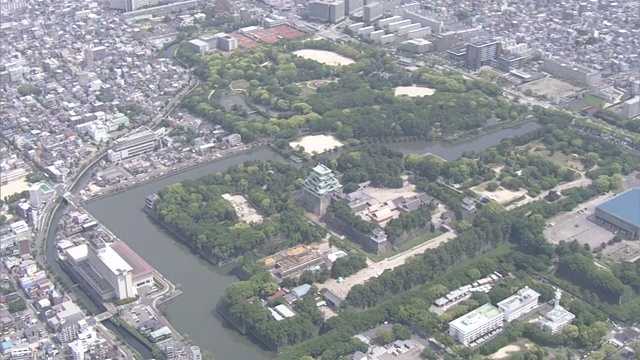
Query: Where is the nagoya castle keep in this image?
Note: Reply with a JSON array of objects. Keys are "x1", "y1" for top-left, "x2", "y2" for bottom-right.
[{"x1": 300, "y1": 164, "x2": 342, "y2": 216}]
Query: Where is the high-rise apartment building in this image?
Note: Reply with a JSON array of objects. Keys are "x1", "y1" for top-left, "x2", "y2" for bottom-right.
[
  {"x1": 308, "y1": 0, "x2": 346, "y2": 23},
  {"x1": 465, "y1": 39, "x2": 502, "y2": 70}
]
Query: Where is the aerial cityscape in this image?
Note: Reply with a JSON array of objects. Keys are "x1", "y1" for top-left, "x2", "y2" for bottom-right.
[{"x1": 1, "y1": 0, "x2": 639, "y2": 359}]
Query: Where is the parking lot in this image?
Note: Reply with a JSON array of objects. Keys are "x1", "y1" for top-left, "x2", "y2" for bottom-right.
[
  {"x1": 545, "y1": 193, "x2": 618, "y2": 248},
  {"x1": 122, "y1": 304, "x2": 160, "y2": 332}
]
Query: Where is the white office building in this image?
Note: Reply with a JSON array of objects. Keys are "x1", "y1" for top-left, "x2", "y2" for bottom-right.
[
  {"x1": 88, "y1": 122, "x2": 110, "y2": 143},
  {"x1": 497, "y1": 286, "x2": 540, "y2": 322},
  {"x1": 107, "y1": 127, "x2": 158, "y2": 162},
  {"x1": 88, "y1": 240, "x2": 136, "y2": 300},
  {"x1": 540, "y1": 290, "x2": 575, "y2": 334},
  {"x1": 449, "y1": 303, "x2": 504, "y2": 346},
  {"x1": 9, "y1": 346, "x2": 32, "y2": 359},
  {"x1": 64, "y1": 239, "x2": 137, "y2": 301},
  {"x1": 28, "y1": 182, "x2": 55, "y2": 208},
  {"x1": 188, "y1": 346, "x2": 202, "y2": 360}
]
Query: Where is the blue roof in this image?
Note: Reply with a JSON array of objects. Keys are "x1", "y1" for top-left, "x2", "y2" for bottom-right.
[
  {"x1": 597, "y1": 188, "x2": 640, "y2": 227},
  {"x1": 2, "y1": 342, "x2": 13, "y2": 350}
]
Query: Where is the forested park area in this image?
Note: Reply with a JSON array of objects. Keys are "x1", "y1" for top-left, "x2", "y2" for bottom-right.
[
  {"x1": 152, "y1": 160, "x2": 326, "y2": 263},
  {"x1": 176, "y1": 39, "x2": 528, "y2": 144},
  {"x1": 148, "y1": 100, "x2": 640, "y2": 358},
  {"x1": 161, "y1": 34, "x2": 640, "y2": 358}
]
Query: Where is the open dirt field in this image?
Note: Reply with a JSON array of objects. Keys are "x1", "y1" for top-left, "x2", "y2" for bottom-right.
[
  {"x1": 321, "y1": 231, "x2": 456, "y2": 299},
  {"x1": 293, "y1": 49, "x2": 355, "y2": 66},
  {"x1": 394, "y1": 86, "x2": 436, "y2": 97},
  {"x1": 289, "y1": 134, "x2": 344, "y2": 155},
  {"x1": 1, "y1": 179, "x2": 29, "y2": 198},
  {"x1": 545, "y1": 193, "x2": 618, "y2": 247},
  {"x1": 471, "y1": 184, "x2": 527, "y2": 204},
  {"x1": 489, "y1": 341, "x2": 534, "y2": 360},
  {"x1": 221, "y1": 194, "x2": 263, "y2": 224},
  {"x1": 364, "y1": 184, "x2": 419, "y2": 203},
  {"x1": 520, "y1": 77, "x2": 581, "y2": 99},
  {"x1": 87, "y1": 183, "x2": 104, "y2": 193}
]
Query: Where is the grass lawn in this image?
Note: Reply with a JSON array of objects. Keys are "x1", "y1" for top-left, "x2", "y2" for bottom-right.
[
  {"x1": 529, "y1": 146, "x2": 574, "y2": 169},
  {"x1": 584, "y1": 94, "x2": 605, "y2": 108},
  {"x1": 395, "y1": 231, "x2": 441, "y2": 253},
  {"x1": 294, "y1": 82, "x2": 316, "y2": 97},
  {"x1": 545, "y1": 150, "x2": 573, "y2": 168},
  {"x1": 229, "y1": 79, "x2": 249, "y2": 91}
]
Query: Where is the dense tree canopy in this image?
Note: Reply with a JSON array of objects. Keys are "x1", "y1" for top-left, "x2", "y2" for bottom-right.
[
  {"x1": 178, "y1": 39, "x2": 525, "y2": 142},
  {"x1": 153, "y1": 161, "x2": 325, "y2": 262}
]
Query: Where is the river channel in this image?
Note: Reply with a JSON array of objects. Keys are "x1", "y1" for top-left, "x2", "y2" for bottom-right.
[{"x1": 72, "y1": 122, "x2": 540, "y2": 359}]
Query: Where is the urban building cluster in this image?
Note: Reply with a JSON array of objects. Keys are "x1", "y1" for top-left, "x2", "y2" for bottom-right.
[
  {"x1": 52, "y1": 208, "x2": 200, "y2": 360},
  {"x1": 298, "y1": 0, "x2": 640, "y2": 121},
  {"x1": 432, "y1": 272, "x2": 504, "y2": 312},
  {"x1": 1, "y1": 218, "x2": 121, "y2": 360},
  {"x1": 188, "y1": 33, "x2": 239, "y2": 54},
  {"x1": 0, "y1": 0, "x2": 191, "y2": 200}
]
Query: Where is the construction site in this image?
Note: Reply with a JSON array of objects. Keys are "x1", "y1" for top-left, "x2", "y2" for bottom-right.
[{"x1": 263, "y1": 245, "x2": 328, "y2": 279}]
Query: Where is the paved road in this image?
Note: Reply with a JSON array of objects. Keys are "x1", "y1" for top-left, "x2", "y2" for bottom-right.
[{"x1": 322, "y1": 231, "x2": 457, "y2": 299}]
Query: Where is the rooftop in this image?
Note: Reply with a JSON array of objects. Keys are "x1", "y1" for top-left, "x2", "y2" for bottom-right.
[
  {"x1": 540, "y1": 305, "x2": 575, "y2": 327},
  {"x1": 311, "y1": 164, "x2": 332, "y2": 175},
  {"x1": 66, "y1": 244, "x2": 89, "y2": 262},
  {"x1": 110, "y1": 241, "x2": 154, "y2": 281},
  {"x1": 596, "y1": 188, "x2": 640, "y2": 227},
  {"x1": 450, "y1": 303, "x2": 503, "y2": 331},
  {"x1": 149, "y1": 326, "x2": 172, "y2": 339},
  {"x1": 497, "y1": 286, "x2": 540, "y2": 311},
  {"x1": 98, "y1": 245, "x2": 133, "y2": 276}
]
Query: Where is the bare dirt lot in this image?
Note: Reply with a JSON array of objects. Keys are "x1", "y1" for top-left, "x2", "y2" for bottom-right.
[
  {"x1": 545, "y1": 193, "x2": 618, "y2": 248},
  {"x1": 364, "y1": 184, "x2": 420, "y2": 203},
  {"x1": 394, "y1": 86, "x2": 436, "y2": 97},
  {"x1": 221, "y1": 194, "x2": 263, "y2": 224},
  {"x1": 488, "y1": 340, "x2": 534, "y2": 360},
  {"x1": 292, "y1": 49, "x2": 355, "y2": 66},
  {"x1": 520, "y1": 77, "x2": 581, "y2": 99},
  {"x1": 0, "y1": 179, "x2": 29, "y2": 198},
  {"x1": 471, "y1": 183, "x2": 527, "y2": 204}
]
